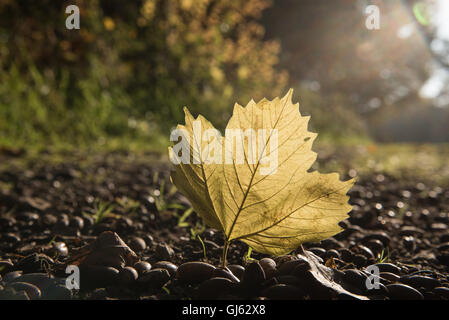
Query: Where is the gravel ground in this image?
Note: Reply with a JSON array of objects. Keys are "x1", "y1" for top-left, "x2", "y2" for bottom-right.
[{"x1": 0, "y1": 152, "x2": 448, "y2": 300}]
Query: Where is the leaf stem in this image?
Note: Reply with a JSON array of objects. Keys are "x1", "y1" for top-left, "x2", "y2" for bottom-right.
[{"x1": 222, "y1": 239, "x2": 230, "y2": 268}]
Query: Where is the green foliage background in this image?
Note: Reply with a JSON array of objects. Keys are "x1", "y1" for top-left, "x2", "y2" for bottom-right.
[{"x1": 0, "y1": 0, "x2": 368, "y2": 151}]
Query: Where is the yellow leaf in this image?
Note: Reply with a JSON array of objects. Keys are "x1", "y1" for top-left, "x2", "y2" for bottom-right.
[{"x1": 169, "y1": 89, "x2": 354, "y2": 262}]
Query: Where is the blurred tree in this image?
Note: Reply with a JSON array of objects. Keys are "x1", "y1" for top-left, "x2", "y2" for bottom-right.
[{"x1": 0, "y1": 0, "x2": 287, "y2": 147}]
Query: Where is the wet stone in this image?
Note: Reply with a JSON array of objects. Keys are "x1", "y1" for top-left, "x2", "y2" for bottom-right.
[
  {"x1": 128, "y1": 237, "x2": 147, "y2": 253},
  {"x1": 432, "y1": 287, "x2": 449, "y2": 299},
  {"x1": 240, "y1": 262, "x2": 266, "y2": 294},
  {"x1": 0, "y1": 260, "x2": 14, "y2": 274},
  {"x1": 195, "y1": 277, "x2": 236, "y2": 299},
  {"x1": 134, "y1": 261, "x2": 152, "y2": 275},
  {"x1": 176, "y1": 262, "x2": 216, "y2": 285},
  {"x1": 386, "y1": 283, "x2": 424, "y2": 300},
  {"x1": 14, "y1": 253, "x2": 54, "y2": 273},
  {"x1": 138, "y1": 268, "x2": 170, "y2": 289},
  {"x1": 259, "y1": 258, "x2": 277, "y2": 279},
  {"x1": 212, "y1": 267, "x2": 240, "y2": 283},
  {"x1": 155, "y1": 243, "x2": 175, "y2": 260},
  {"x1": 119, "y1": 266, "x2": 139, "y2": 284},
  {"x1": 379, "y1": 272, "x2": 400, "y2": 283},
  {"x1": 400, "y1": 275, "x2": 440, "y2": 290},
  {"x1": 152, "y1": 261, "x2": 177, "y2": 277},
  {"x1": 374, "y1": 263, "x2": 401, "y2": 275},
  {"x1": 227, "y1": 265, "x2": 245, "y2": 280},
  {"x1": 80, "y1": 265, "x2": 120, "y2": 290},
  {"x1": 7, "y1": 282, "x2": 41, "y2": 300}
]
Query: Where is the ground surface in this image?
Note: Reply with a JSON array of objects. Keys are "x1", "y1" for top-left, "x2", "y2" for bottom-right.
[{"x1": 0, "y1": 146, "x2": 449, "y2": 300}]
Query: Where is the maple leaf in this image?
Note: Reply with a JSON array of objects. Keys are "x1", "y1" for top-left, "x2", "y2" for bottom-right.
[{"x1": 169, "y1": 89, "x2": 354, "y2": 265}]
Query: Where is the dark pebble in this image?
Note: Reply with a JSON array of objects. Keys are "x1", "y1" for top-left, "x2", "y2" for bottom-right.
[
  {"x1": 259, "y1": 258, "x2": 276, "y2": 279},
  {"x1": 128, "y1": 237, "x2": 147, "y2": 252},
  {"x1": 379, "y1": 272, "x2": 400, "y2": 283},
  {"x1": 0, "y1": 260, "x2": 14, "y2": 274},
  {"x1": 400, "y1": 275, "x2": 440, "y2": 290},
  {"x1": 362, "y1": 232, "x2": 390, "y2": 247},
  {"x1": 364, "y1": 239, "x2": 384, "y2": 255},
  {"x1": 138, "y1": 268, "x2": 170, "y2": 289},
  {"x1": 176, "y1": 262, "x2": 216, "y2": 285},
  {"x1": 325, "y1": 249, "x2": 340, "y2": 260},
  {"x1": 155, "y1": 243, "x2": 175, "y2": 260},
  {"x1": 308, "y1": 247, "x2": 326, "y2": 258},
  {"x1": 15, "y1": 253, "x2": 54, "y2": 273},
  {"x1": 240, "y1": 262, "x2": 266, "y2": 293},
  {"x1": 227, "y1": 265, "x2": 245, "y2": 280},
  {"x1": 134, "y1": 261, "x2": 152, "y2": 275},
  {"x1": 195, "y1": 277, "x2": 236, "y2": 299},
  {"x1": 80, "y1": 265, "x2": 120, "y2": 289},
  {"x1": 119, "y1": 266, "x2": 139, "y2": 284},
  {"x1": 374, "y1": 263, "x2": 401, "y2": 274},
  {"x1": 386, "y1": 283, "x2": 424, "y2": 300},
  {"x1": 8, "y1": 282, "x2": 41, "y2": 300},
  {"x1": 152, "y1": 261, "x2": 178, "y2": 277},
  {"x1": 432, "y1": 287, "x2": 449, "y2": 299},
  {"x1": 276, "y1": 259, "x2": 307, "y2": 276},
  {"x1": 212, "y1": 268, "x2": 240, "y2": 283}
]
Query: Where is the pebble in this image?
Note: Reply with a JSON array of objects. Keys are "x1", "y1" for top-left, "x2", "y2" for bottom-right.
[
  {"x1": 227, "y1": 265, "x2": 245, "y2": 280},
  {"x1": 352, "y1": 254, "x2": 368, "y2": 267},
  {"x1": 402, "y1": 236, "x2": 416, "y2": 251},
  {"x1": 308, "y1": 247, "x2": 326, "y2": 258},
  {"x1": 41, "y1": 214, "x2": 58, "y2": 226},
  {"x1": 261, "y1": 284, "x2": 306, "y2": 300},
  {"x1": 15, "y1": 253, "x2": 54, "y2": 273},
  {"x1": 8, "y1": 282, "x2": 41, "y2": 299},
  {"x1": 195, "y1": 277, "x2": 236, "y2": 299},
  {"x1": 276, "y1": 259, "x2": 306, "y2": 276},
  {"x1": 155, "y1": 243, "x2": 175, "y2": 260},
  {"x1": 80, "y1": 265, "x2": 120, "y2": 289},
  {"x1": 2, "y1": 271, "x2": 23, "y2": 282},
  {"x1": 42, "y1": 284, "x2": 72, "y2": 300},
  {"x1": 119, "y1": 266, "x2": 139, "y2": 284},
  {"x1": 437, "y1": 242, "x2": 449, "y2": 252},
  {"x1": 128, "y1": 237, "x2": 146, "y2": 252},
  {"x1": 138, "y1": 268, "x2": 170, "y2": 289},
  {"x1": 342, "y1": 269, "x2": 367, "y2": 290},
  {"x1": 53, "y1": 242, "x2": 68, "y2": 256},
  {"x1": 338, "y1": 248, "x2": 353, "y2": 262},
  {"x1": 400, "y1": 275, "x2": 440, "y2": 290},
  {"x1": 379, "y1": 272, "x2": 400, "y2": 283},
  {"x1": 134, "y1": 261, "x2": 152, "y2": 275},
  {"x1": 259, "y1": 258, "x2": 276, "y2": 279},
  {"x1": 386, "y1": 283, "x2": 424, "y2": 300},
  {"x1": 430, "y1": 223, "x2": 448, "y2": 231},
  {"x1": 212, "y1": 268, "x2": 240, "y2": 283},
  {"x1": 374, "y1": 263, "x2": 401, "y2": 274},
  {"x1": 364, "y1": 239, "x2": 384, "y2": 255},
  {"x1": 432, "y1": 287, "x2": 449, "y2": 299},
  {"x1": 362, "y1": 232, "x2": 390, "y2": 247},
  {"x1": 0, "y1": 260, "x2": 14, "y2": 274},
  {"x1": 325, "y1": 249, "x2": 340, "y2": 260},
  {"x1": 320, "y1": 238, "x2": 343, "y2": 249},
  {"x1": 240, "y1": 262, "x2": 266, "y2": 294},
  {"x1": 275, "y1": 275, "x2": 303, "y2": 287},
  {"x1": 152, "y1": 261, "x2": 178, "y2": 277},
  {"x1": 176, "y1": 262, "x2": 216, "y2": 285},
  {"x1": 69, "y1": 216, "x2": 85, "y2": 230}
]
